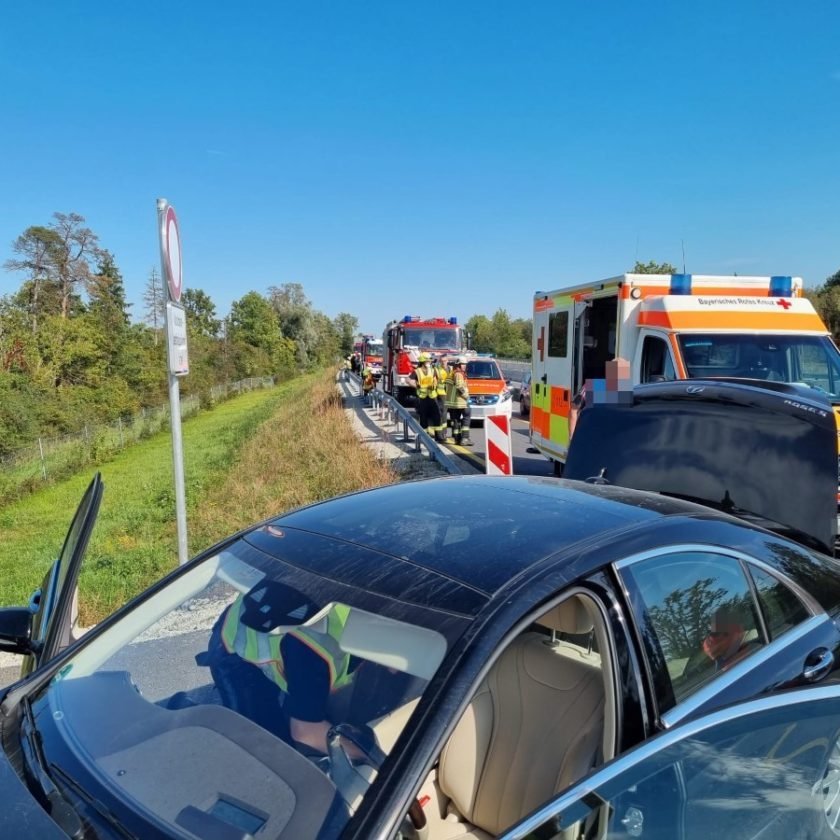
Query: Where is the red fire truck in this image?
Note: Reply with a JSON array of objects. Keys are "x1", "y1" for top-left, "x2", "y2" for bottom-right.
[
  {"x1": 361, "y1": 335, "x2": 385, "y2": 380},
  {"x1": 382, "y1": 316, "x2": 468, "y2": 404}
]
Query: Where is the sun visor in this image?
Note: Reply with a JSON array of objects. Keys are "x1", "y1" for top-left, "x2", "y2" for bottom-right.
[{"x1": 564, "y1": 381, "x2": 838, "y2": 555}]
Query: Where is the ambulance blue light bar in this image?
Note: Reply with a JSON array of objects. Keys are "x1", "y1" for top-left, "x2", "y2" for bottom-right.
[
  {"x1": 669, "y1": 274, "x2": 692, "y2": 295},
  {"x1": 770, "y1": 276, "x2": 793, "y2": 297},
  {"x1": 449, "y1": 317, "x2": 457, "y2": 324}
]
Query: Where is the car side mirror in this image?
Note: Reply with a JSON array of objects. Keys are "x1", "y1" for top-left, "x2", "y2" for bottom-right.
[{"x1": 0, "y1": 606, "x2": 36, "y2": 656}]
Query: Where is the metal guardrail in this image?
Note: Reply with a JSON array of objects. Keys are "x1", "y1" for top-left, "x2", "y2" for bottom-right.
[{"x1": 344, "y1": 372, "x2": 463, "y2": 475}]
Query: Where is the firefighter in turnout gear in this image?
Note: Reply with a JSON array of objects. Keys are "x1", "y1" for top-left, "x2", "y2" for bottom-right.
[
  {"x1": 362, "y1": 365, "x2": 375, "y2": 401},
  {"x1": 445, "y1": 356, "x2": 472, "y2": 445},
  {"x1": 431, "y1": 355, "x2": 450, "y2": 442},
  {"x1": 409, "y1": 352, "x2": 442, "y2": 438}
]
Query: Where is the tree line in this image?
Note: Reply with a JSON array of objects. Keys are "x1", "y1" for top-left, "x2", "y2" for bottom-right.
[{"x1": 0, "y1": 212, "x2": 360, "y2": 457}]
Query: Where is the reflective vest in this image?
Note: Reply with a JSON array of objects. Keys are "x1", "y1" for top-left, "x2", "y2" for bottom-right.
[
  {"x1": 221, "y1": 597, "x2": 353, "y2": 692},
  {"x1": 414, "y1": 364, "x2": 437, "y2": 398},
  {"x1": 433, "y1": 365, "x2": 448, "y2": 396},
  {"x1": 445, "y1": 369, "x2": 469, "y2": 409}
]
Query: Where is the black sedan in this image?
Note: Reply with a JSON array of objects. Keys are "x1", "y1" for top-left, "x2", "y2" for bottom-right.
[{"x1": 2, "y1": 468, "x2": 840, "y2": 840}]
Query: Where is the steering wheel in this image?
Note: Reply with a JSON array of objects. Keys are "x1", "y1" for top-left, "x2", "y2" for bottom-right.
[{"x1": 326, "y1": 723, "x2": 428, "y2": 838}]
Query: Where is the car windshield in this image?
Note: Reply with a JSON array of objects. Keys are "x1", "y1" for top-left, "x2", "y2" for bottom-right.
[
  {"x1": 26, "y1": 537, "x2": 453, "y2": 839},
  {"x1": 403, "y1": 327, "x2": 464, "y2": 351},
  {"x1": 466, "y1": 360, "x2": 502, "y2": 379},
  {"x1": 678, "y1": 334, "x2": 840, "y2": 400}
]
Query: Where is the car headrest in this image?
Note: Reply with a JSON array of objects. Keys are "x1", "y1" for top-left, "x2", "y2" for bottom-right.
[{"x1": 537, "y1": 597, "x2": 594, "y2": 635}]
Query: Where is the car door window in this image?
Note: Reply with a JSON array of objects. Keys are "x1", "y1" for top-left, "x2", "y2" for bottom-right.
[
  {"x1": 747, "y1": 564, "x2": 809, "y2": 639},
  {"x1": 621, "y1": 552, "x2": 766, "y2": 713},
  {"x1": 503, "y1": 688, "x2": 840, "y2": 840},
  {"x1": 641, "y1": 335, "x2": 676, "y2": 382}
]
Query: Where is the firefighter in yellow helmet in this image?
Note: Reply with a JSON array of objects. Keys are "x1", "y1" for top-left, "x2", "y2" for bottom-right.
[
  {"x1": 431, "y1": 354, "x2": 450, "y2": 442},
  {"x1": 409, "y1": 352, "x2": 442, "y2": 438},
  {"x1": 362, "y1": 364, "x2": 375, "y2": 401}
]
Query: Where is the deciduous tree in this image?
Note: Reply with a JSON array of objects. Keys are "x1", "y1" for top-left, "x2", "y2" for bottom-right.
[{"x1": 632, "y1": 260, "x2": 678, "y2": 274}]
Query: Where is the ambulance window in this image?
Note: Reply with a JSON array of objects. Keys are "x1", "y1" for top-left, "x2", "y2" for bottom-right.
[
  {"x1": 641, "y1": 337, "x2": 676, "y2": 382},
  {"x1": 548, "y1": 312, "x2": 569, "y2": 357}
]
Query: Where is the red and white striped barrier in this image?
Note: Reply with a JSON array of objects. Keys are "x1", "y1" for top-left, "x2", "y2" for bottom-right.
[{"x1": 485, "y1": 415, "x2": 513, "y2": 475}]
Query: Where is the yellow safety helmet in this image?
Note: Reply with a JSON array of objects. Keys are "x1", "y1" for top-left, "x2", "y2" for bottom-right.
[{"x1": 418, "y1": 352, "x2": 430, "y2": 363}]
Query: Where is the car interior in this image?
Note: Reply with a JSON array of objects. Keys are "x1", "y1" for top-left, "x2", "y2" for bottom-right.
[{"x1": 374, "y1": 592, "x2": 618, "y2": 839}]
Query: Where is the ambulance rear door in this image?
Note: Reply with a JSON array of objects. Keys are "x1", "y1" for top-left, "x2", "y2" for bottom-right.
[{"x1": 532, "y1": 294, "x2": 578, "y2": 462}]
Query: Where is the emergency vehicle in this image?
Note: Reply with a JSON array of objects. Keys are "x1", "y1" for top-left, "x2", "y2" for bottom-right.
[
  {"x1": 360, "y1": 336, "x2": 385, "y2": 380},
  {"x1": 530, "y1": 273, "x2": 840, "y2": 482},
  {"x1": 382, "y1": 316, "x2": 468, "y2": 404}
]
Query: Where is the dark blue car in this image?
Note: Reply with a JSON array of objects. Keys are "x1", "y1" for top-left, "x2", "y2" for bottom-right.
[{"x1": 1, "y1": 381, "x2": 839, "y2": 839}]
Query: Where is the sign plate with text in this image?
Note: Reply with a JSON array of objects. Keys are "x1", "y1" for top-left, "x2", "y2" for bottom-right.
[{"x1": 166, "y1": 302, "x2": 189, "y2": 376}]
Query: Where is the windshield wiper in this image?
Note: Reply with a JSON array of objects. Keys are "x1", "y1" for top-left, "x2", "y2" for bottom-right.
[
  {"x1": 20, "y1": 698, "x2": 84, "y2": 837},
  {"x1": 20, "y1": 700, "x2": 136, "y2": 839},
  {"x1": 50, "y1": 763, "x2": 137, "y2": 840}
]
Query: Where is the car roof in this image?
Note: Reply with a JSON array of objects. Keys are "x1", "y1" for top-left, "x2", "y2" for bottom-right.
[{"x1": 244, "y1": 476, "x2": 732, "y2": 604}]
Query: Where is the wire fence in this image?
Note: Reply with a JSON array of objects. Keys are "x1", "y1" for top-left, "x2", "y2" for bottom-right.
[{"x1": 0, "y1": 376, "x2": 276, "y2": 504}]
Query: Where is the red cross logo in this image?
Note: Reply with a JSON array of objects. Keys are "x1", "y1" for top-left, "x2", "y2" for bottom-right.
[{"x1": 776, "y1": 298, "x2": 792, "y2": 310}]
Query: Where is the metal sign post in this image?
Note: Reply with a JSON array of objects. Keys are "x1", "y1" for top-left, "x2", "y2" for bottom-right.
[{"x1": 157, "y1": 198, "x2": 190, "y2": 565}]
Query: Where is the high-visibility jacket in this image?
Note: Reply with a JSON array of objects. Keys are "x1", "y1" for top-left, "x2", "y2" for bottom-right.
[
  {"x1": 362, "y1": 367, "x2": 375, "y2": 393},
  {"x1": 433, "y1": 364, "x2": 448, "y2": 397},
  {"x1": 221, "y1": 597, "x2": 353, "y2": 693},
  {"x1": 445, "y1": 369, "x2": 469, "y2": 409},
  {"x1": 413, "y1": 364, "x2": 437, "y2": 398}
]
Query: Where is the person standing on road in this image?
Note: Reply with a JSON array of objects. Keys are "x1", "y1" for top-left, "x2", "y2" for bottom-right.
[
  {"x1": 445, "y1": 356, "x2": 472, "y2": 446},
  {"x1": 409, "y1": 352, "x2": 442, "y2": 439},
  {"x1": 432, "y1": 355, "x2": 450, "y2": 442},
  {"x1": 362, "y1": 365, "x2": 375, "y2": 401}
]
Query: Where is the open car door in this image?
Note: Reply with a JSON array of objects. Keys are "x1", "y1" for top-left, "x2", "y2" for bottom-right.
[
  {"x1": 19, "y1": 473, "x2": 103, "y2": 677},
  {"x1": 502, "y1": 684, "x2": 840, "y2": 840}
]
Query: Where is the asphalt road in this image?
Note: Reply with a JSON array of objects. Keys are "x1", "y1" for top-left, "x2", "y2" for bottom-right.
[
  {"x1": 389, "y1": 355, "x2": 552, "y2": 477},
  {"x1": 441, "y1": 406, "x2": 553, "y2": 477}
]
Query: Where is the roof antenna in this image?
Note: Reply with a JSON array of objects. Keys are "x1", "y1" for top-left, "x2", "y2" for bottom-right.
[{"x1": 681, "y1": 240, "x2": 687, "y2": 274}]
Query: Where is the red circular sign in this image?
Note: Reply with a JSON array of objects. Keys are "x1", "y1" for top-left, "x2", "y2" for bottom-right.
[{"x1": 163, "y1": 205, "x2": 182, "y2": 302}]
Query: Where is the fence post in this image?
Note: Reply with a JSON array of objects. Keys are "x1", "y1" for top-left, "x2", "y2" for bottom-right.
[
  {"x1": 118, "y1": 417, "x2": 124, "y2": 448},
  {"x1": 38, "y1": 437, "x2": 47, "y2": 480}
]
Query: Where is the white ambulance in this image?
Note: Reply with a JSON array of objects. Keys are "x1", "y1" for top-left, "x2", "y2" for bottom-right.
[{"x1": 530, "y1": 273, "x2": 840, "y2": 478}]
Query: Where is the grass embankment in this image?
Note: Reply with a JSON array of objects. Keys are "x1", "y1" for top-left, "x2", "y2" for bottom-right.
[{"x1": 0, "y1": 371, "x2": 397, "y2": 625}]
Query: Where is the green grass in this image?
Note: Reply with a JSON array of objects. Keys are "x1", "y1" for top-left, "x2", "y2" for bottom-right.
[{"x1": 0, "y1": 381, "x2": 295, "y2": 624}]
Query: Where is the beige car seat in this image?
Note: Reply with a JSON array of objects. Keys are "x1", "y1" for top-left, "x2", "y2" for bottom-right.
[{"x1": 431, "y1": 596, "x2": 605, "y2": 839}]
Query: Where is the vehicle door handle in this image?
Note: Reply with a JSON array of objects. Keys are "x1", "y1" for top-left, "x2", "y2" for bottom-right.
[
  {"x1": 540, "y1": 374, "x2": 547, "y2": 384},
  {"x1": 803, "y1": 647, "x2": 834, "y2": 683}
]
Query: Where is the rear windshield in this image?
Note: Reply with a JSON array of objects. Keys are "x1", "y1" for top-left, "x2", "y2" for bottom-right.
[{"x1": 466, "y1": 360, "x2": 503, "y2": 379}]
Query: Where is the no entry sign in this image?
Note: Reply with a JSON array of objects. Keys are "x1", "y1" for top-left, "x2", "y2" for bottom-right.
[{"x1": 161, "y1": 204, "x2": 182, "y2": 303}]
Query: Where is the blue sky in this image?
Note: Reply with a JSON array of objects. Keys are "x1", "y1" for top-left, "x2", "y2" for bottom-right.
[{"x1": 1, "y1": 2, "x2": 838, "y2": 335}]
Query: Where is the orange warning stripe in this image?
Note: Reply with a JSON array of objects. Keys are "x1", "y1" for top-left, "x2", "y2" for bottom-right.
[{"x1": 638, "y1": 311, "x2": 825, "y2": 332}]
